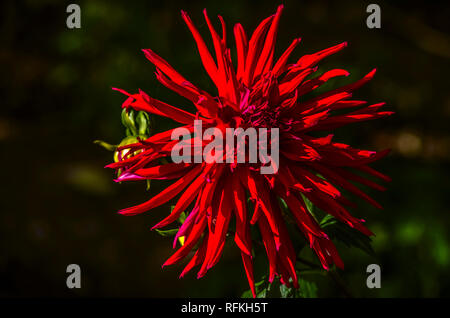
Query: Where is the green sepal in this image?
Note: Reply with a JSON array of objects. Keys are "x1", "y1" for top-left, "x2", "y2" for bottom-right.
[
  {"x1": 155, "y1": 228, "x2": 178, "y2": 237},
  {"x1": 121, "y1": 108, "x2": 138, "y2": 135},
  {"x1": 136, "y1": 111, "x2": 151, "y2": 136},
  {"x1": 93, "y1": 140, "x2": 117, "y2": 151},
  {"x1": 178, "y1": 211, "x2": 187, "y2": 224}
]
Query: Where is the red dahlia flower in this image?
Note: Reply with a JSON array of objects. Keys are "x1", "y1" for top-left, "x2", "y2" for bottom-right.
[{"x1": 107, "y1": 5, "x2": 393, "y2": 297}]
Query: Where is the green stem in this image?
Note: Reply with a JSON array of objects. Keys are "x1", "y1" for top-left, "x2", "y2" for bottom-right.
[{"x1": 328, "y1": 270, "x2": 354, "y2": 298}]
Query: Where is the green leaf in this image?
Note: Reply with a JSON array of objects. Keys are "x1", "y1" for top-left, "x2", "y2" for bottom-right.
[
  {"x1": 154, "y1": 228, "x2": 178, "y2": 237},
  {"x1": 241, "y1": 279, "x2": 268, "y2": 298},
  {"x1": 257, "y1": 289, "x2": 267, "y2": 298},
  {"x1": 298, "y1": 278, "x2": 318, "y2": 298},
  {"x1": 244, "y1": 276, "x2": 319, "y2": 298},
  {"x1": 321, "y1": 215, "x2": 375, "y2": 256},
  {"x1": 280, "y1": 284, "x2": 295, "y2": 298},
  {"x1": 241, "y1": 275, "x2": 319, "y2": 299},
  {"x1": 241, "y1": 289, "x2": 252, "y2": 298},
  {"x1": 278, "y1": 277, "x2": 319, "y2": 298},
  {"x1": 300, "y1": 193, "x2": 318, "y2": 223}
]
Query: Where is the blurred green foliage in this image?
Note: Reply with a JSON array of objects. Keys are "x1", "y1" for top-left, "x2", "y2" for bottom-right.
[{"x1": 1, "y1": 0, "x2": 449, "y2": 297}]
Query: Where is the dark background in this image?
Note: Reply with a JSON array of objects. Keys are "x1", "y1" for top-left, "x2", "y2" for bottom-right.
[{"x1": 1, "y1": 0, "x2": 449, "y2": 297}]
